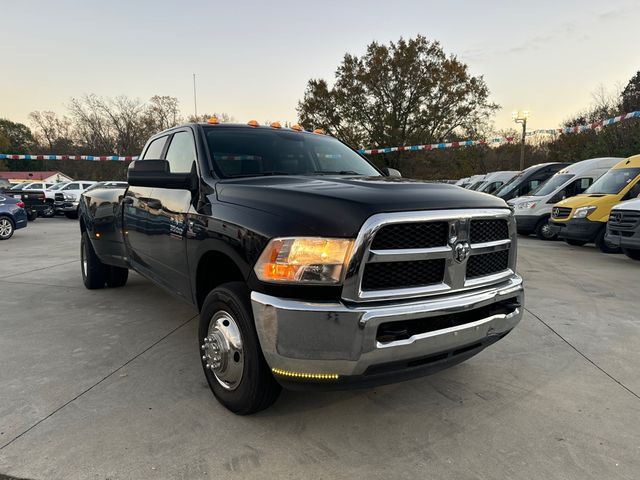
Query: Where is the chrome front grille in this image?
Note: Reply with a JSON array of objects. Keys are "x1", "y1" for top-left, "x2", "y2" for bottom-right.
[
  {"x1": 552, "y1": 207, "x2": 572, "y2": 219},
  {"x1": 342, "y1": 209, "x2": 517, "y2": 302},
  {"x1": 608, "y1": 210, "x2": 640, "y2": 230}
]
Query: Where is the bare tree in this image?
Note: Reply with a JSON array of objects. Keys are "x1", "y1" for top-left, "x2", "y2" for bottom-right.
[{"x1": 28, "y1": 111, "x2": 73, "y2": 152}]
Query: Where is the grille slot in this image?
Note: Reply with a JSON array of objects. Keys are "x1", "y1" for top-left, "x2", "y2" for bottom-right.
[
  {"x1": 608, "y1": 210, "x2": 640, "y2": 229},
  {"x1": 467, "y1": 250, "x2": 509, "y2": 279},
  {"x1": 362, "y1": 259, "x2": 445, "y2": 291},
  {"x1": 371, "y1": 222, "x2": 448, "y2": 250},
  {"x1": 469, "y1": 219, "x2": 509, "y2": 243},
  {"x1": 552, "y1": 207, "x2": 572, "y2": 219}
]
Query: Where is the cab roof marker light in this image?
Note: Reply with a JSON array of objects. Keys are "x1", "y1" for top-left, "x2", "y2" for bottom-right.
[
  {"x1": 247, "y1": 119, "x2": 259, "y2": 127},
  {"x1": 313, "y1": 128, "x2": 325, "y2": 135},
  {"x1": 291, "y1": 124, "x2": 304, "y2": 132},
  {"x1": 272, "y1": 368, "x2": 339, "y2": 380},
  {"x1": 270, "y1": 121, "x2": 282, "y2": 129},
  {"x1": 207, "y1": 116, "x2": 220, "y2": 125}
]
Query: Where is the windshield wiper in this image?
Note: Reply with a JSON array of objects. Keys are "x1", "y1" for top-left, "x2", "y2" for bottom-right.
[{"x1": 312, "y1": 170, "x2": 361, "y2": 176}]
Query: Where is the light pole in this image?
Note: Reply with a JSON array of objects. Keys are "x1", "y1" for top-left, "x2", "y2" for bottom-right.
[{"x1": 512, "y1": 110, "x2": 529, "y2": 170}]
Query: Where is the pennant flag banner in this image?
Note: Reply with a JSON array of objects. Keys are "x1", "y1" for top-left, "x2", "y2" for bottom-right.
[
  {"x1": 358, "y1": 110, "x2": 640, "y2": 155},
  {"x1": 1, "y1": 111, "x2": 639, "y2": 160}
]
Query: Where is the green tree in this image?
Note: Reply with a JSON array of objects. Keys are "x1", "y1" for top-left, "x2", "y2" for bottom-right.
[
  {"x1": 297, "y1": 35, "x2": 499, "y2": 158},
  {"x1": 621, "y1": 71, "x2": 640, "y2": 113},
  {"x1": 0, "y1": 119, "x2": 35, "y2": 153}
]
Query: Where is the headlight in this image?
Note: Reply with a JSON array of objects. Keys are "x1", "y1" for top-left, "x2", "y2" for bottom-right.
[
  {"x1": 63, "y1": 193, "x2": 76, "y2": 201},
  {"x1": 516, "y1": 201, "x2": 537, "y2": 209},
  {"x1": 572, "y1": 206, "x2": 597, "y2": 219},
  {"x1": 254, "y1": 237, "x2": 354, "y2": 284}
]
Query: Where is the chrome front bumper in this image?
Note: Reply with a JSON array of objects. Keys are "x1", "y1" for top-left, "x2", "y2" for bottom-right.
[{"x1": 251, "y1": 275, "x2": 524, "y2": 387}]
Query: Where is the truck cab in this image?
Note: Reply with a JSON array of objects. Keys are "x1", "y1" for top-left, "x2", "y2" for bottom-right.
[
  {"x1": 495, "y1": 163, "x2": 570, "y2": 201},
  {"x1": 79, "y1": 122, "x2": 524, "y2": 414},
  {"x1": 511, "y1": 157, "x2": 622, "y2": 240},
  {"x1": 549, "y1": 155, "x2": 640, "y2": 252}
]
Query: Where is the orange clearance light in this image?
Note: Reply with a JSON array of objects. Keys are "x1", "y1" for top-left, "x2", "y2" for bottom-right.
[
  {"x1": 247, "y1": 119, "x2": 259, "y2": 127},
  {"x1": 313, "y1": 128, "x2": 325, "y2": 135},
  {"x1": 270, "y1": 121, "x2": 282, "y2": 129},
  {"x1": 207, "y1": 116, "x2": 219, "y2": 125},
  {"x1": 291, "y1": 124, "x2": 304, "y2": 132}
]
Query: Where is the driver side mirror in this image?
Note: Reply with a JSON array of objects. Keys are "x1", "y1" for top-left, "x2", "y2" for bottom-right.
[
  {"x1": 382, "y1": 167, "x2": 402, "y2": 178},
  {"x1": 127, "y1": 159, "x2": 196, "y2": 190}
]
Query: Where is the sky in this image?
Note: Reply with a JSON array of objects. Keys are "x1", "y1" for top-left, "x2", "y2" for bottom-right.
[{"x1": 2, "y1": 0, "x2": 639, "y2": 140}]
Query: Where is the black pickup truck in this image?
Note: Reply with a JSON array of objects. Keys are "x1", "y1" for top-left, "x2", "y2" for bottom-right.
[{"x1": 79, "y1": 122, "x2": 524, "y2": 414}]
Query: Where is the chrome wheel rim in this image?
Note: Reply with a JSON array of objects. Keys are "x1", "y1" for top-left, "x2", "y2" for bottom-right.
[
  {"x1": 0, "y1": 219, "x2": 12, "y2": 238},
  {"x1": 541, "y1": 222, "x2": 554, "y2": 238},
  {"x1": 201, "y1": 310, "x2": 244, "y2": 390}
]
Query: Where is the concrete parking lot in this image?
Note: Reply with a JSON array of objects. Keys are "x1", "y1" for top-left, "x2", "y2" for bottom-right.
[{"x1": 1, "y1": 217, "x2": 639, "y2": 480}]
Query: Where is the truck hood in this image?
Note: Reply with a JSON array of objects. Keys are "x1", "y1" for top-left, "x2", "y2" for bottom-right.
[
  {"x1": 612, "y1": 197, "x2": 640, "y2": 211},
  {"x1": 215, "y1": 176, "x2": 508, "y2": 236}
]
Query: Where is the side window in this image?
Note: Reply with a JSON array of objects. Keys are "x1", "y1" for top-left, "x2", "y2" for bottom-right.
[
  {"x1": 64, "y1": 183, "x2": 80, "y2": 190},
  {"x1": 165, "y1": 131, "x2": 196, "y2": 174},
  {"x1": 82, "y1": 183, "x2": 93, "y2": 189},
  {"x1": 623, "y1": 180, "x2": 640, "y2": 200},
  {"x1": 575, "y1": 177, "x2": 592, "y2": 195},
  {"x1": 30, "y1": 183, "x2": 42, "y2": 189},
  {"x1": 142, "y1": 136, "x2": 167, "y2": 160}
]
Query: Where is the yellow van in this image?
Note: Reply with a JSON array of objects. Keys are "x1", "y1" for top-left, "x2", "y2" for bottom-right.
[{"x1": 549, "y1": 154, "x2": 640, "y2": 252}]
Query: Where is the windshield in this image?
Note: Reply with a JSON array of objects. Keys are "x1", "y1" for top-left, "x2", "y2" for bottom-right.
[
  {"x1": 585, "y1": 168, "x2": 640, "y2": 195},
  {"x1": 530, "y1": 174, "x2": 573, "y2": 196},
  {"x1": 495, "y1": 173, "x2": 523, "y2": 196},
  {"x1": 204, "y1": 127, "x2": 381, "y2": 178},
  {"x1": 468, "y1": 181, "x2": 484, "y2": 190},
  {"x1": 48, "y1": 183, "x2": 66, "y2": 191},
  {"x1": 10, "y1": 184, "x2": 26, "y2": 190}
]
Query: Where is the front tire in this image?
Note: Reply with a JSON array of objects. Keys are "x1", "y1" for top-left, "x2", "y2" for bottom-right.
[
  {"x1": 81, "y1": 231, "x2": 107, "y2": 289},
  {"x1": 27, "y1": 210, "x2": 37, "y2": 221},
  {"x1": 595, "y1": 228, "x2": 621, "y2": 254},
  {"x1": 42, "y1": 203, "x2": 55, "y2": 218},
  {"x1": 0, "y1": 216, "x2": 15, "y2": 240},
  {"x1": 535, "y1": 217, "x2": 557, "y2": 241},
  {"x1": 622, "y1": 248, "x2": 640, "y2": 261},
  {"x1": 199, "y1": 282, "x2": 281, "y2": 414},
  {"x1": 564, "y1": 239, "x2": 587, "y2": 247}
]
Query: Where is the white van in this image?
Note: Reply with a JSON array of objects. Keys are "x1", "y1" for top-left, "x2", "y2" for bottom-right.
[
  {"x1": 465, "y1": 174, "x2": 487, "y2": 190},
  {"x1": 474, "y1": 171, "x2": 519, "y2": 195},
  {"x1": 511, "y1": 157, "x2": 622, "y2": 239}
]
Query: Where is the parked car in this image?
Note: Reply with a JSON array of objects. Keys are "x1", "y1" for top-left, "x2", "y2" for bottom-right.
[
  {"x1": 54, "y1": 181, "x2": 97, "y2": 219},
  {"x1": 549, "y1": 155, "x2": 640, "y2": 252},
  {"x1": 454, "y1": 177, "x2": 471, "y2": 187},
  {"x1": 495, "y1": 163, "x2": 570, "y2": 201},
  {"x1": 3, "y1": 187, "x2": 49, "y2": 221},
  {"x1": 474, "y1": 171, "x2": 519, "y2": 195},
  {"x1": 0, "y1": 194, "x2": 28, "y2": 239},
  {"x1": 78, "y1": 122, "x2": 524, "y2": 414},
  {"x1": 84, "y1": 181, "x2": 128, "y2": 192},
  {"x1": 511, "y1": 157, "x2": 622, "y2": 240},
  {"x1": 606, "y1": 197, "x2": 640, "y2": 260}
]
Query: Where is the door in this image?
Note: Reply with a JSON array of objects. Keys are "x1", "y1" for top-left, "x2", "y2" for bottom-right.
[
  {"x1": 123, "y1": 135, "x2": 168, "y2": 273},
  {"x1": 143, "y1": 130, "x2": 196, "y2": 299}
]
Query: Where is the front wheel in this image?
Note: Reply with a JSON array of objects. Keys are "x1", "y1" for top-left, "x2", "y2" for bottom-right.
[
  {"x1": 81, "y1": 231, "x2": 107, "y2": 289},
  {"x1": 564, "y1": 239, "x2": 587, "y2": 247},
  {"x1": 535, "y1": 217, "x2": 557, "y2": 241},
  {"x1": 595, "y1": 228, "x2": 621, "y2": 254},
  {"x1": 41, "y1": 203, "x2": 55, "y2": 218},
  {"x1": 0, "y1": 217, "x2": 15, "y2": 240},
  {"x1": 622, "y1": 248, "x2": 640, "y2": 261},
  {"x1": 199, "y1": 282, "x2": 281, "y2": 414}
]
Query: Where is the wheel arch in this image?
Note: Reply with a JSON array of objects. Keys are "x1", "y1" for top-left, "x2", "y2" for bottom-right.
[{"x1": 194, "y1": 249, "x2": 249, "y2": 311}]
